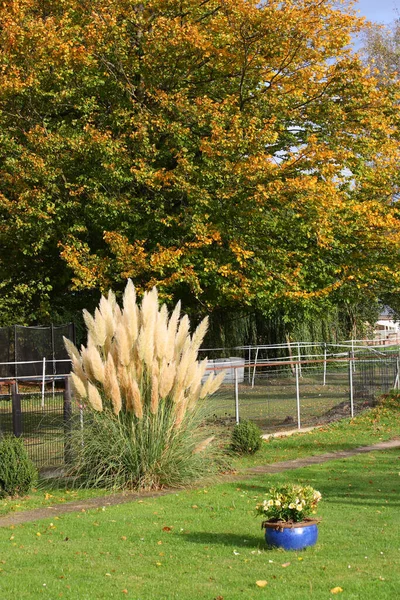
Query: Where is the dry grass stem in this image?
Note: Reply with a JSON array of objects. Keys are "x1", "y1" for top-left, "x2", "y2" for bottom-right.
[
  {"x1": 150, "y1": 375, "x2": 159, "y2": 414},
  {"x1": 193, "y1": 436, "x2": 215, "y2": 454}
]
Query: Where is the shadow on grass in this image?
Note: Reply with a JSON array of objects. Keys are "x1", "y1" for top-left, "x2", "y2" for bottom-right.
[{"x1": 179, "y1": 531, "x2": 267, "y2": 550}]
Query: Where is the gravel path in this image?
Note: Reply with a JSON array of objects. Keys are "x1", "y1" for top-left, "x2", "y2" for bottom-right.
[{"x1": 1, "y1": 437, "x2": 399, "y2": 528}]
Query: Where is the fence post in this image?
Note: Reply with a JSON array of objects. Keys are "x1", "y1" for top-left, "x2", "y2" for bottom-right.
[
  {"x1": 395, "y1": 356, "x2": 400, "y2": 389},
  {"x1": 348, "y1": 352, "x2": 354, "y2": 418},
  {"x1": 297, "y1": 342, "x2": 302, "y2": 378},
  {"x1": 323, "y1": 343, "x2": 327, "y2": 386},
  {"x1": 11, "y1": 383, "x2": 23, "y2": 438},
  {"x1": 63, "y1": 377, "x2": 73, "y2": 465},
  {"x1": 251, "y1": 347, "x2": 259, "y2": 389},
  {"x1": 295, "y1": 363, "x2": 301, "y2": 430},
  {"x1": 41, "y1": 357, "x2": 46, "y2": 408},
  {"x1": 234, "y1": 367, "x2": 240, "y2": 424}
]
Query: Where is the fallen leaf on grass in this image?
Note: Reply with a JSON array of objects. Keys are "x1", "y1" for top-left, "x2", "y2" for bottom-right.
[
  {"x1": 121, "y1": 590, "x2": 128, "y2": 594},
  {"x1": 162, "y1": 526, "x2": 172, "y2": 532},
  {"x1": 256, "y1": 581, "x2": 268, "y2": 587},
  {"x1": 281, "y1": 562, "x2": 291, "y2": 568},
  {"x1": 330, "y1": 587, "x2": 343, "y2": 594}
]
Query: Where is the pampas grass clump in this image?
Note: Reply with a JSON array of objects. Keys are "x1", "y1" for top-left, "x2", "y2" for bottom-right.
[{"x1": 64, "y1": 281, "x2": 225, "y2": 490}]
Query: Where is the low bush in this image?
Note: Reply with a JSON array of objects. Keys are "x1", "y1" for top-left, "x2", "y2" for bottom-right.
[
  {"x1": 0, "y1": 435, "x2": 38, "y2": 498},
  {"x1": 231, "y1": 420, "x2": 262, "y2": 454}
]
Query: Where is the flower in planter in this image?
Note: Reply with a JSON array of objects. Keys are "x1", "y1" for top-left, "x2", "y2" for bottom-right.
[{"x1": 256, "y1": 484, "x2": 322, "y2": 524}]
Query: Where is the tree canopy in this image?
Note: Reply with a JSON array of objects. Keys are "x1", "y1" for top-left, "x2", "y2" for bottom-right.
[{"x1": 1, "y1": 0, "x2": 400, "y2": 326}]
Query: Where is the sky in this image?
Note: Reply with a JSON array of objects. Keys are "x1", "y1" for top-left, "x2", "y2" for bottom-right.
[{"x1": 355, "y1": 0, "x2": 398, "y2": 24}]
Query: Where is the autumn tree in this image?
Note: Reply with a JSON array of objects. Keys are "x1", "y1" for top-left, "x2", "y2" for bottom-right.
[
  {"x1": 362, "y1": 19, "x2": 400, "y2": 79},
  {"x1": 1, "y1": 0, "x2": 400, "y2": 330}
]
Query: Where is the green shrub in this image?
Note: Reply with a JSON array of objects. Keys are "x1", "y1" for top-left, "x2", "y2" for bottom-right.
[
  {"x1": 231, "y1": 420, "x2": 262, "y2": 454},
  {"x1": 0, "y1": 435, "x2": 38, "y2": 498}
]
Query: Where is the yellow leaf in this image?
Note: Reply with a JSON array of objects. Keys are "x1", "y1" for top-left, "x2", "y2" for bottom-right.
[
  {"x1": 330, "y1": 587, "x2": 343, "y2": 594},
  {"x1": 256, "y1": 580, "x2": 268, "y2": 587}
]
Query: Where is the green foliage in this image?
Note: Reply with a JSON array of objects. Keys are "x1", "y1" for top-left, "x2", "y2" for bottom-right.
[
  {"x1": 256, "y1": 483, "x2": 322, "y2": 523},
  {"x1": 0, "y1": 435, "x2": 38, "y2": 498},
  {"x1": 1, "y1": 1, "x2": 400, "y2": 326},
  {"x1": 69, "y1": 406, "x2": 219, "y2": 490},
  {"x1": 231, "y1": 420, "x2": 262, "y2": 455}
]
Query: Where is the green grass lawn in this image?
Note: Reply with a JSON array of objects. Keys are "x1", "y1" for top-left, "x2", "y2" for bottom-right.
[
  {"x1": 1, "y1": 448, "x2": 399, "y2": 599},
  {"x1": 1, "y1": 397, "x2": 400, "y2": 518}
]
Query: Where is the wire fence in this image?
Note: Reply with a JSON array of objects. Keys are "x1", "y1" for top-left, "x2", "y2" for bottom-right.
[{"x1": 0, "y1": 346, "x2": 399, "y2": 470}]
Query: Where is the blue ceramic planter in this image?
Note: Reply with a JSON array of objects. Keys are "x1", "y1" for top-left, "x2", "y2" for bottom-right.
[{"x1": 264, "y1": 521, "x2": 318, "y2": 551}]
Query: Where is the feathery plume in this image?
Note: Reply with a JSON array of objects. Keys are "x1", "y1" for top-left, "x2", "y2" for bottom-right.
[
  {"x1": 83, "y1": 309, "x2": 96, "y2": 341},
  {"x1": 115, "y1": 322, "x2": 131, "y2": 366},
  {"x1": 174, "y1": 314, "x2": 190, "y2": 360},
  {"x1": 141, "y1": 287, "x2": 158, "y2": 328},
  {"x1": 127, "y1": 377, "x2": 143, "y2": 419},
  {"x1": 159, "y1": 362, "x2": 176, "y2": 398},
  {"x1": 63, "y1": 337, "x2": 80, "y2": 361},
  {"x1": 103, "y1": 354, "x2": 122, "y2": 415},
  {"x1": 99, "y1": 295, "x2": 116, "y2": 340},
  {"x1": 87, "y1": 382, "x2": 103, "y2": 411},
  {"x1": 199, "y1": 372, "x2": 215, "y2": 399},
  {"x1": 165, "y1": 301, "x2": 181, "y2": 362},
  {"x1": 123, "y1": 279, "x2": 138, "y2": 343},
  {"x1": 86, "y1": 344, "x2": 105, "y2": 384},
  {"x1": 81, "y1": 346, "x2": 95, "y2": 381},
  {"x1": 190, "y1": 317, "x2": 209, "y2": 353},
  {"x1": 206, "y1": 370, "x2": 226, "y2": 396},
  {"x1": 71, "y1": 355, "x2": 87, "y2": 383},
  {"x1": 71, "y1": 372, "x2": 87, "y2": 399},
  {"x1": 155, "y1": 304, "x2": 169, "y2": 360},
  {"x1": 93, "y1": 308, "x2": 107, "y2": 348}
]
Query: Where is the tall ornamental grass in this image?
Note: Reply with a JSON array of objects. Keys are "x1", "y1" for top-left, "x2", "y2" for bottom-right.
[{"x1": 64, "y1": 281, "x2": 225, "y2": 490}]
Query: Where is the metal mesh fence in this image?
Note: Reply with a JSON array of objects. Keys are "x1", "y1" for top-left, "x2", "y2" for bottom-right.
[
  {"x1": 0, "y1": 350, "x2": 399, "y2": 470},
  {"x1": 0, "y1": 324, "x2": 75, "y2": 379},
  {"x1": 205, "y1": 353, "x2": 399, "y2": 432},
  {"x1": 0, "y1": 383, "x2": 69, "y2": 470}
]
